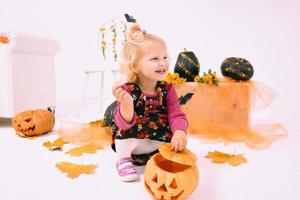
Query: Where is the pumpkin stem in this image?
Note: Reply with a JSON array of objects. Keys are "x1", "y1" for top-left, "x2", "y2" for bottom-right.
[{"x1": 47, "y1": 106, "x2": 56, "y2": 115}]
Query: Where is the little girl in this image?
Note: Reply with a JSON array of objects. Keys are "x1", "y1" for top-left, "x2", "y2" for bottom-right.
[{"x1": 111, "y1": 23, "x2": 188, "y2": 182}]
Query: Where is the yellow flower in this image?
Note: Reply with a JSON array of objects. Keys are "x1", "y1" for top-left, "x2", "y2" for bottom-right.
[
  {"x1": 164, "y1": 73, "x2": 186, "y2": 84},
  {"x1": 214, "y1": 75, "x2": 219, "y2": 81},
  {"x1": 98, "y1": 18, "x2": 128, "y2": 62},
  {"x1": 204, "y1": 74, "x2": 212, "y2": 82},
  {"x1": 194, "y1": 69, "x2": 219, "y2": 86},
  {"x1": 101, "y1": 41, "x2": 106, "y2": 46},
  {"x1": 194, "y1": 75, "x2": 201, "y2": 82}
]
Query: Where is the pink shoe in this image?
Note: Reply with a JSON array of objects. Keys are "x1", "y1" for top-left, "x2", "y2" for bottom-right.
[{"x1": 116, "y1": 157, "x2": 138, "y2": 182}]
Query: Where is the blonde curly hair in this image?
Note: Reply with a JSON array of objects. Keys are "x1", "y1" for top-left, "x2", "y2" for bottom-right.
[{"x1": 120, "y1": 24, "x2": 167, "y2": 83}]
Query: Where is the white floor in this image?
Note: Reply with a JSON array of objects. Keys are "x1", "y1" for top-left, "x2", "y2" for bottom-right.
[{"x1": 0, "y1": 116, "x2": 299, "y2": 200}]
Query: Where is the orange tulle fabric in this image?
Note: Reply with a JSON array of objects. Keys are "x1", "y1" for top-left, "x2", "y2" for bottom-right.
[
  {"x1": 175, "y1": 78, "x2": 287, "y2": 149},
  {"x1": 57, "y1": 121, "x2": 111, "y2": 147},
  {"x1": 57, "y1": 78, "x2": 287, "y2": 150},
  {"x1": 188, "y1": 122, "x2": 287, "y2": 149}
]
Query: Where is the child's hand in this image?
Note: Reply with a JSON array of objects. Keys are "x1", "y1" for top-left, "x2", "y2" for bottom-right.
[
  {"x1": 112, "y1": 85, "x2": 133, "y2": 106},
  {"x1": 112, "y1": 85, "x2": 134, "y2": 123},
  {"x1": 171, "y1": 130, "x2": 187, "y2": 152}
]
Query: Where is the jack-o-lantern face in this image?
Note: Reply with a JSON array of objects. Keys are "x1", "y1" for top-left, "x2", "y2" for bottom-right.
[
  {"x1": 144, "y1": 144, "x2": 199, "y2": 200},
  {"x1": 0, "y1": 35, "x2": 9, "y2": 44},
  {"x1": 12, "y1": 109, "x2": 55, "y2": 137}
]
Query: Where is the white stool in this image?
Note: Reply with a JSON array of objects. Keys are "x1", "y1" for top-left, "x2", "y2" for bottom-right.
[{"x1": 78, "y1": 67, "x2": 120, "y2": 117}]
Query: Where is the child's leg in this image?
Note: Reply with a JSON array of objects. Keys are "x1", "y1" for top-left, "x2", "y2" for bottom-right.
[
  {"x1": 131, "y1": 140, "x2": 165, "y2": 165},
  {"x1": 132, "y1": 139, "x2": 164, "y2": 154},
  {"x1": 115, "y1": 138, "x2": 140, "y2": 159},
  {"x1": 114, "y1": 138, "x2": 140, "y2": 182}
]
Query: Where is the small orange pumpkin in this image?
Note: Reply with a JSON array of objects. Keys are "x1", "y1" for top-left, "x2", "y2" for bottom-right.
[
  {"x1": 0, "y1": 35, "x2": 9, "y2": 44},
  {"x1": 12, "y1": 109, "x2": 55, "y2": 137},
  {"x1": 144, "y1": 143, "x2": 199, "y2": 200}
]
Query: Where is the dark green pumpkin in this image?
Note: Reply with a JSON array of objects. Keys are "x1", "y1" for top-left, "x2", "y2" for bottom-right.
[
  {"x1": 220, "y1": 57, "x2": 254, "y2": 81},
  {"x1": 174, "y1": 50, "x2": 200, "y2": 82},
  {"x1": 102, "y1": 101, "x2": 117, "y2": 127}
]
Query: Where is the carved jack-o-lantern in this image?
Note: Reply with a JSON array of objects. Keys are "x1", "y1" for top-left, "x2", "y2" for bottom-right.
[
  {"x1": 144, "y1": 144, "x2": 199, "y2": 200},
  {"x1": 174, "y1": 50, "x2": 200, "y2": 82},
  {"x1": 0, "y1": 35, "x2": 9, "y2": 44},
  {"x1": 12, "y1": 109, "x2": 55, "y2": 137}
]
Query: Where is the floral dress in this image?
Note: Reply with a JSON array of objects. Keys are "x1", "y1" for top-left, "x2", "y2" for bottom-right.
[{"x1": 111, "y1": 81, "x2": 173, "y2": 165}]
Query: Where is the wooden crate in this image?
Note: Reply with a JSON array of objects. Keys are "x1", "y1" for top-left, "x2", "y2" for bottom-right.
[{"x1": 174, "y1": 80, "x2": 250, "y2": 132}]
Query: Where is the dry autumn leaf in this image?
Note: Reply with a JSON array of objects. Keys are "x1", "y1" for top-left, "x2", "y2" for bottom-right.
[
  {"x1": 43, "y1": 138, "x2": 66, "y2": 151},
  {"x1": 56, "y1": 162, "x2": 97, "y2": 178},
  {"x1": 88, "y1": 119, "x2": 103, "y2": 127},
  {"x1": 25, "y1": 136, "x2": 38, "y2": 140},
  {"x1": 205, "y1": 150, "x2": 247, "y2": 166},
  {"x1": 227, "y1": 154, "x2": 247, "y2": 166},
  {"x1": 65, "y1": 144, "x2": 103, "y2": 157}
]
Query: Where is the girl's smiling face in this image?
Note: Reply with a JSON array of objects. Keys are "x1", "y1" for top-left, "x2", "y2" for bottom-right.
[{"x1": 137, "y1": 42, "x2": 169, "y2": 83}]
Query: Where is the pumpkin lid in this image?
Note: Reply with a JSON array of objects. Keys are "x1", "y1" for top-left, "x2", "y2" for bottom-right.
[{"x1": 158, "y1": 143, "x2": 197, "y2": 166}]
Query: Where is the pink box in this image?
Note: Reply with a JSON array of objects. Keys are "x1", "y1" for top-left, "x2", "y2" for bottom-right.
[{"x1": 0, "y1": 31, "x2": 59, "y2": 117}]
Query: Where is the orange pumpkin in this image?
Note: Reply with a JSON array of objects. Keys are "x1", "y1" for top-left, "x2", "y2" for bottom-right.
[
  {"x1": 0, "y1": 35, "x2": 9, "y2": 44},
  {"x1": 12, "y1": 109, "x2": 55, "y2": 137},
  {"x1": 144, "y1": 143, "x2": 199, "y2": 200}
]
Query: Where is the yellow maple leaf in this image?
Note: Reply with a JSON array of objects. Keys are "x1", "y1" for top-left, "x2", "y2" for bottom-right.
[
  {"x1": 56, "y1": 162, "x2": 97, "y2": 178},
  {"x1": 205, "y1": 150, "x2": 247, "y2": 166},
  {"x1": 228, "y1": 154, "x2": 247, "y2": 166},
  {"x1": 26, "y1": 136, "x2": 38, "y2": 140},
  {"x1": 205, "y1": 151, "x2": 230, "y2": 163},
  {"x1": 65, "y1": 144, "x2": 103, "y2": 157},
  {"x1": 88, "y1": 119, "x2": 103, "y2": 127},
  {"x1": 43, "y1": 138, "x2": 66, "y2": 151}
]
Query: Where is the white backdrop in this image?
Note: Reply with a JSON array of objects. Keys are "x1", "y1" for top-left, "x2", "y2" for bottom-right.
[
  {"x1": 1, "y1": 0, "x2": 299, "y2": 127},
  {"x1": 1, "y1": 1, "x2": 300, "y2": 200}
]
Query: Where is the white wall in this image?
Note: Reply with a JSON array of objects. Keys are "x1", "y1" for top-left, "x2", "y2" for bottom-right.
[{"x1": 1, "y1": 0, "x2": 299, "y2": 127}]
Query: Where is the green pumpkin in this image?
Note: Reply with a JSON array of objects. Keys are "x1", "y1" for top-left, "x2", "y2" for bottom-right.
[
  {"x1": 102, "y1": 101, "x2": 117, "y2": 127},
  {"x1": 220, "y1": 57, "x2": 254, "y2": 81},
  {"x1": 174, "y1": 50, "x2": 200, "y2": 82}
]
